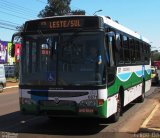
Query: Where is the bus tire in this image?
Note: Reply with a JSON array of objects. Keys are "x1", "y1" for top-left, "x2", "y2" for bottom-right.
[
  {"x1": 0, "y1": 84, "x2": 3, "y2": 93},
  {"x1": 110, "y1": 93, "x2": 122, "y2": 122},
  {"x1": 137, "y1": 82, "x2": 145, "y2": 103}
]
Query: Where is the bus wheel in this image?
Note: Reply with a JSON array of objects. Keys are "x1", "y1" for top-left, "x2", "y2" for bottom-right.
[
  {"x1": 137, "y1": 82, "x2": 145, "y2": 103},
  {"x1": 0, "y1": 84, "x2": 3, "y2": 93},
  {"x1": 110, "y1": 94, "x2": 121, "y2": 122}
]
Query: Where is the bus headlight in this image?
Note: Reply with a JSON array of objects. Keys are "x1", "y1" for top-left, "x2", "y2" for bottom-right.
[{"x1": 20, "y1": 98, "x2": 37, "y2": 105}]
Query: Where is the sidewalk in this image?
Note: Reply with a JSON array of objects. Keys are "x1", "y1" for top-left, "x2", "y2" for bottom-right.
[
  {"x1": 140, "y1": 100, "x2": 160, "y2": 133},
  {"x1": 4, "y1": 81, "x2": 19, "y2": 90}
]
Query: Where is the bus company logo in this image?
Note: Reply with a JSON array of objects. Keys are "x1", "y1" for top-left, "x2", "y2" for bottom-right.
[
  {"x1": 48, "y1": 73, "x2": 55, "y2": 81},
  {"x1": 118, "y1": 68, "x2": 121, "y2": 73},
  {"x1": 123, "y1": 67, "x2": 130, "y2": 72},
  {"x1": 54, "y1": 97, "x2": 60, "y2": 104}
]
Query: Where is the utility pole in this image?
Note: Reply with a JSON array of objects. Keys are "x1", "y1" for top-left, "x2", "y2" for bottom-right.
[{"x1": 93, "y1": 10, "x2": 102, "y2": 15}]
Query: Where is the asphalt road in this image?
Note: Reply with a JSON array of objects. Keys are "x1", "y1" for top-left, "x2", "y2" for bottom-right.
[{"x1": 0, "y1": 85, "x2": 160, "y2": 138}]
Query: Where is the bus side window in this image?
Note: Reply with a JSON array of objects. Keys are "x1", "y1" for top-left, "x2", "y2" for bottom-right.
[
  {"x1": 130, "y1": 38, "x2": 136, "y2": 63},
  {"x1": 123, "y1": 36, "x2": 130, "y2": 64},
  {"x1": 119, "y1": 34, "x2": 124, "y2": 64},
  {"x1": 105, "y1": 34, "x2": 115, "y2": 67},
  {"x1": 105, "y1": 33, "x2": 116, "y2": 86}
]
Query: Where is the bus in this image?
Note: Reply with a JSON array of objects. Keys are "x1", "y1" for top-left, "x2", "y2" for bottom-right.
[{"x1": 11, "y1": 15, "x2": 151, "y2": 122}]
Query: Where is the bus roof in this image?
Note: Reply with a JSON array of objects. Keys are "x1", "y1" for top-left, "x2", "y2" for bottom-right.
[
  {"x1": 25, "y1": 15, "x2": 150, "y2": 44},
  {"x1": 100, "y1": 16, "x2": 150, "y2": 44}
]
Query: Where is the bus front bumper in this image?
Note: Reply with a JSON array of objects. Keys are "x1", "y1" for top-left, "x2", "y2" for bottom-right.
[{"x1": 20, "y1": 98, "x2": 107, "y2": 118}]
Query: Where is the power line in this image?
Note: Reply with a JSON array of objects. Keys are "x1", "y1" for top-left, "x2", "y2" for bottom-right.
[
  {"x1": 0, "y1": 5, "x2": 36, "y2": 18},
  {"x1": 0, "y1": 6, "x2": 35, "y2": 19},
  {"x1": 0, "y1": 0, "x2": 39, "y2": 19},
  {"x1": 0, "y1": 25, "x2": 17, "y2": 31},
  {"x1": 0, "y1": 0, "x2": 89, "y2": 32},
  {"x1": 0, "y1": 20, "x2": 18, "y2": 31},
  {"x1": 0, "y1": 0, "x2": 38, "y2": 15},
  {"x1": 0, "y1": 0, "x2": 40, "y2": 32},
  {"x1": 0, "y1": 19, "x2": 20, "y2": 26},
  {"x1": 0, "y1": 22, "x2": 18, "y2": 28},
  {"x1": 0, "y1": 10, "x2": 30, "y2": 20}
]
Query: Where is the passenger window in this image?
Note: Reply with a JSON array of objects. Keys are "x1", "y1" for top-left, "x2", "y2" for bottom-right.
[
  {"x1": 108, "y1": 36, "x2": 115, "y2": 66},
  {"x1": 123, "y1": 36, "x2": 130, "y2": 63}
]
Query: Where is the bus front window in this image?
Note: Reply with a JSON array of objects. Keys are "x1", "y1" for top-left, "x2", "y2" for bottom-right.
[
  {"x1": 58, "y1": 32, "x2": 105, "y2": 86},
  {"x1": 21, "y1": 32, "x2": 105, "y2": 86},
  {"x1": 21, "y1": 34, "x2": 58, "y2": 85}
]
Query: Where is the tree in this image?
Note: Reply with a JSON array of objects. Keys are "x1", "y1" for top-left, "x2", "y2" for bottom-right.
[
  {"x1": 38, "y1": 0, "x2": 71, "y2": 17},
  {"x1": 71, "y1": 10, "x2": 85, "y2": 15},
  {"x1": 38, "y1": 0, "x2": 85, "y2": 18},
  {"x1": 151, "y1": 50, "x2": 160, "y2": 65},
  {"x1": 16, "y1": 24, "x2": 24, "y2": 32}
]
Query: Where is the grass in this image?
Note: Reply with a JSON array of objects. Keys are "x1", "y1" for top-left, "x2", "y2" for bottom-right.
[{"x1": 6, "y1": 77, "x2": 18, "y2": 82}]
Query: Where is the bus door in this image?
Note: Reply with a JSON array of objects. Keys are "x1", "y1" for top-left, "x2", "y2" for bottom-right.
[
  {"x1": 23, "y1": 35, "x2": 59, "y2": 84},
  {"x1": 105, "y1": 32, "x2": 116, "y2": 87},
  {"x1": 39, "y1": 36, "x2": 59, "y2": 83}
]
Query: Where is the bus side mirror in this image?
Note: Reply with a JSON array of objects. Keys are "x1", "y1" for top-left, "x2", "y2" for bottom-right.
[
  {"x1": 11, "y1": 44, "x2": 15, "y2": 57},
  {"x1": 11, "y1": 32, "x2": 22, "y2": 57}
]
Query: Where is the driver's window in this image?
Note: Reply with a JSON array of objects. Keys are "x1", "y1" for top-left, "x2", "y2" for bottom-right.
[
  {"x1": 108, "y1": 36, "x2": 115, "y2": 67},
  {"x1": 106, "y1": 33, "x2": 115, "y2": 67},
  {"x1": 105, "y1": 32, "x2": 116, "y2": 85}
]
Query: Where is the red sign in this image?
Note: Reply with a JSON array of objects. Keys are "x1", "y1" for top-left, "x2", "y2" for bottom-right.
[{"x1": 15, "y1": 44, "x2": 21, "y2": 62}]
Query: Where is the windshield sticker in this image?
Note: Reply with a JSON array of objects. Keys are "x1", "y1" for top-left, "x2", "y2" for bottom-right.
[
  {"x1": 48, "y1": 72, "x2": 55, "y2": 81},
  {"x1": 98, "y1": 55, "x2": 102, "y2": 64}
]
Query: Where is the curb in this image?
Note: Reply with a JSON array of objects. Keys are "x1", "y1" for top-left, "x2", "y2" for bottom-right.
[
  {"x1": 3, "y1": 85, "x2": 18, "y2": 89},
  {"x1": 140, "y1": 104, "x2": 160, "y2": 133}
]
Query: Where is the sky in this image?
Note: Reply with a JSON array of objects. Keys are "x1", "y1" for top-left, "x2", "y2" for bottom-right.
[{"x1": 0, "y1": 0, "x2": 159, "y2": 50}]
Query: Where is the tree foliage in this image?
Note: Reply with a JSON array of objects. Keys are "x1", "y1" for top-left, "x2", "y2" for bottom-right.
[
  {"x1": 38, "y1": 0, "x2": 85, "y2": 18},
  {"x1": 71, "y1": 10, "x2": 85, "y2": 15},
  {"x1": 152, "y1": 52, "x2": 160, "y2": 60},
  {"x1": 151, "y1": 51, "x2": 160, "y2": 65},
  {"x1": 16, "y1": 24, "x2": 24, "y2": 32},
  {"x1": 38, "y1": 0, "x2": 71, "y2": 17}
]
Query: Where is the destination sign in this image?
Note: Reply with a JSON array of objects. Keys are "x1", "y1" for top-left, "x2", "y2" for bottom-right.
[
  {"x1": 48, "y1": 19, "x2": 81, "y2": 29},
  {"x1": 39, "y1": 19, "x2": 82, "y2": 30},
  {"x1": 25, "y1": 16, "x2": 103, "y2": 31}
]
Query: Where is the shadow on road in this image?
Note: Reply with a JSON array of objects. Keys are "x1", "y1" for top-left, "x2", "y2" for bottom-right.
[
  {"x1": 0, "y1": 111, "x2": 110, "y2": 136},
  {"x1": 0, "y1": 99, "x2": 144, "y2": 136}
]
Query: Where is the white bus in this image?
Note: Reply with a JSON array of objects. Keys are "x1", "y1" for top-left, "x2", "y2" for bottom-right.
[{"x1": 11, "y1": 15, "x2": 151, "y2": 122}]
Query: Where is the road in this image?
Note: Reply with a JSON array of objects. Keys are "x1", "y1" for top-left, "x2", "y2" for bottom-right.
[{"x1": 0, "y1": 85, "x2": 160, "y2": 138}]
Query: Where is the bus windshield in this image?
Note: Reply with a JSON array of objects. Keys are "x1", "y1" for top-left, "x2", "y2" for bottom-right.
[{"x1": 21, "y1": 31, "x2": 105, "y2": 86}]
